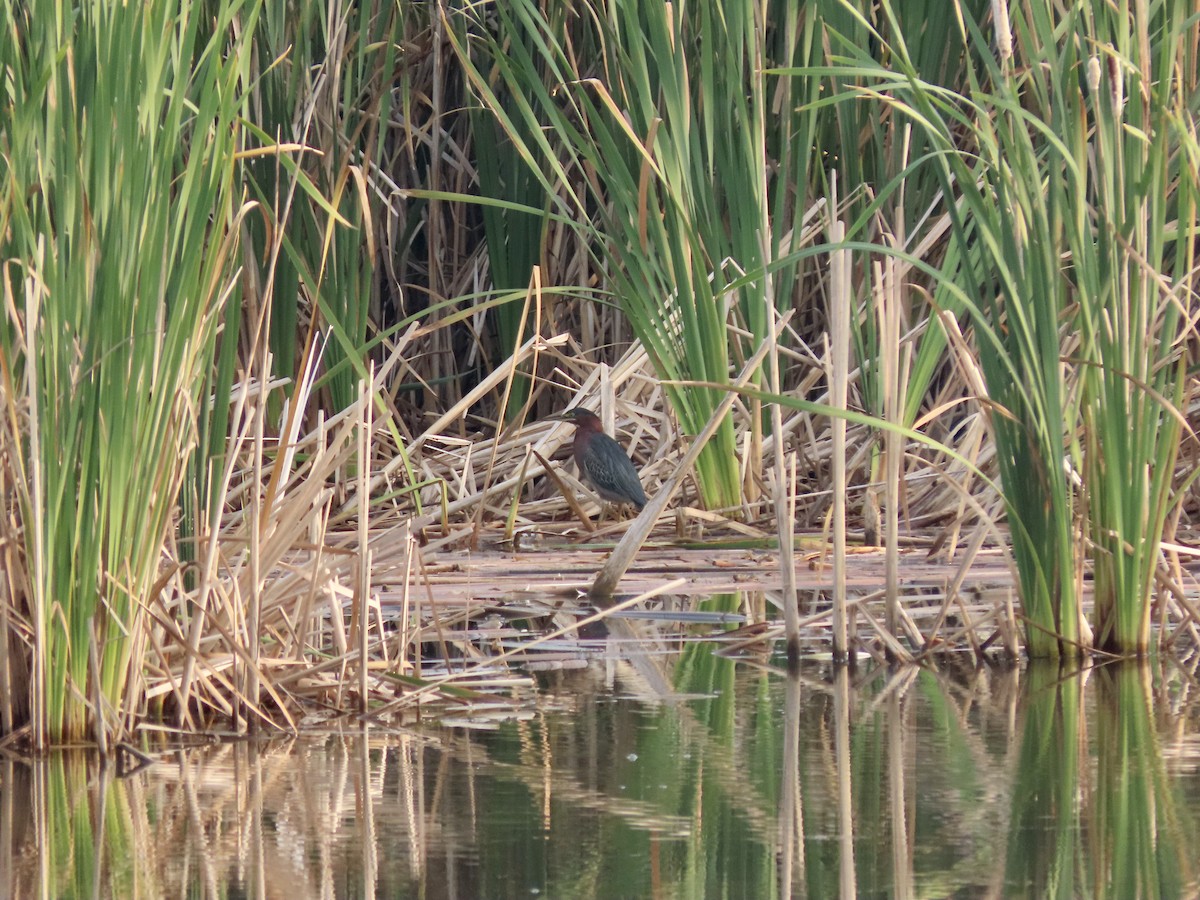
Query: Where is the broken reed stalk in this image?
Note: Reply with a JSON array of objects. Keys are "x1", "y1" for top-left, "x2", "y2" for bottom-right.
[
  {"x1": 828, "y1": 174, "x2": 851, "y2": 662},
  {"x1": 473, "y1": 267, "x2": 541, "y2": 544},
  {"x1": 245, "y1": 347, "x2": 268, "y2": 732},
  {"x1": 0, "y1": 562, "x2": 11, "y2": 735}
]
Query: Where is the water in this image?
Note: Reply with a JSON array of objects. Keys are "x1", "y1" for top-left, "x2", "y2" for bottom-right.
[{"x1": 2, "y1": 654, "x2": 1198, "y2": 898}]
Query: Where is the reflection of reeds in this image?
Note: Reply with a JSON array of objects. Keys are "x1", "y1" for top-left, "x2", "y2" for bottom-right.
[
  {"x1": 834, "y1": 666, "x2": 858, "y2": 898},
  {"x1": 1092, "y1": 664, "x2": 1197, "y2": 898},
  {"x1": 1005, "y1": 664, "x2": 1085, "y2": 896},
  {"x1": 3, "y1": 660, "x2": 1198, "y2": 897}
]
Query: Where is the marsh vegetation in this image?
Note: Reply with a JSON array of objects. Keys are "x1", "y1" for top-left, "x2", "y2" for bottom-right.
[{"x1": 1, "y1": 0, "x2": 1198, "y2": 758}]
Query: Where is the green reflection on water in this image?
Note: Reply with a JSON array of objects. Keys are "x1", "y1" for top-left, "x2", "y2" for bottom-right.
[{"x1": 1, "y1": 657, "x2": 1198, "y2": 898}]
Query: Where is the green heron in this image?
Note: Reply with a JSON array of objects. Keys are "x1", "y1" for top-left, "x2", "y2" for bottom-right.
[{"x1": 551, "y1": 408, "x2": 647, "y2": 512}]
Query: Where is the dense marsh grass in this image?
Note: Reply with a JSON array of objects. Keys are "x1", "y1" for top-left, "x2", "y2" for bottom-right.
[
  {"x1": 1, "y1": 0, "x2": 261, "y2": 746},
  {"x1": 0, "y1": 0, "x2": 1198, "y2": 746},
  {"x1": 831, "y1": 0, "x2": 1199, "y2": 655}
]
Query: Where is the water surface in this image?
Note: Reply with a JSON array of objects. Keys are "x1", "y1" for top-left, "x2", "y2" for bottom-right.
[{"x1": 2, "y1": 650, "x2": 1198, "y2": 898}]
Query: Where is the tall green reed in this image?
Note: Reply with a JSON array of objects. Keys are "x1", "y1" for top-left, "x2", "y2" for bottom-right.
[
  {"x1": 242, "y1": 0, "x2": 403, "y2": 413},
  {"x1": 0, "y1": 0, "x2": 260, "y2": 744},
  {"x1": 450, "y1": 0, "x2": 825, "y2": 510},
  {"x1": 472, "y1": 106, "x2": 551, "y2": 422},
  {"x1": 821, "y1": 0, "x2": 990, "y2": 430},
  {"x1": 1070, "y1": 3, "x2": 1196, "y2": 654},
  {"x1": 827, "y1": 1, "x2": 1197, "y2": 656},
  {"x1": 882, "y1": 5, "x2": 1081, "y2": 657},
  {"x1": 970, "y1": 1, "x2": 1193, "y2": 656}
]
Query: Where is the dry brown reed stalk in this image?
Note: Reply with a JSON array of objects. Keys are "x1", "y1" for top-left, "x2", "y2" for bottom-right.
[
  {"x1": 760, "y1": 196, "x2": 799, "y2": 653},
  {"x1": 828, "y1": 174, "x2": 852, "y2": 661},
  {"x1": 876, "y1": 248, "x2": 905, "y2": 645},
  {"x1": 143, "y1": 334, "x2": 509, "y2": 730},
  {"x1": 356, "y1": 371, "x2": 372, "y2": 712}
]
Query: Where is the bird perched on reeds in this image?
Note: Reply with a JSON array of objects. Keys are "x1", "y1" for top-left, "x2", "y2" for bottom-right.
[{"x1": 550, "y1": 408, "x2": 647, "y2": 513}]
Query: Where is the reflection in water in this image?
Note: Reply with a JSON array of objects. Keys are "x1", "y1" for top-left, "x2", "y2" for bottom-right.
[
  {"x1": 778, "y1": 669, "x2": 804, "y2": 895},
  {"x1": 1, "y1": 657, "x2": 1198, "y2": 898},
  {"x1": 833, "y1": 666, "x2": 857, "y2": 899},
  {"x1": 1005, "y1": 663, "x2": 1084, "y2": 897}
]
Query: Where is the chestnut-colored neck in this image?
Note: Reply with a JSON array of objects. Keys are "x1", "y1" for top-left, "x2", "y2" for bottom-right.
[{"x1": 572, "y1": 413, "x2": 603, "y2": 434}]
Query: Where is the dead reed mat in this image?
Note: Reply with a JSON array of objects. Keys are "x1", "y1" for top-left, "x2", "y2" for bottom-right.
[{"x1": 3, "y1": 327, "x2": 1198, "y2": 753}]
